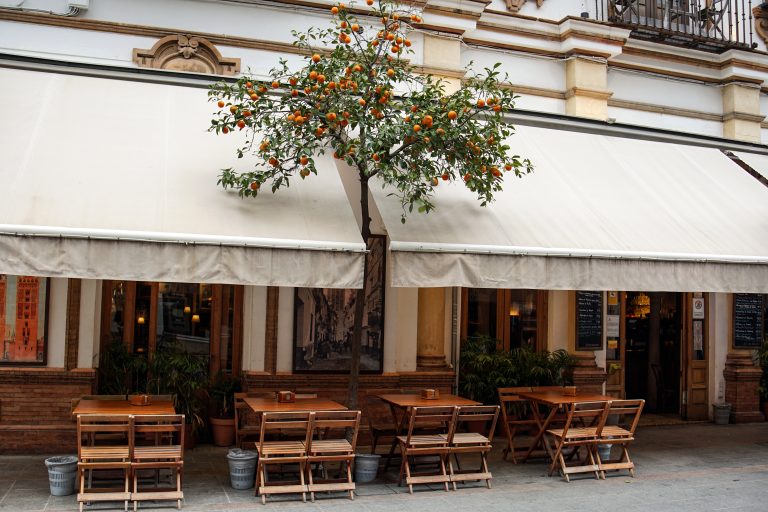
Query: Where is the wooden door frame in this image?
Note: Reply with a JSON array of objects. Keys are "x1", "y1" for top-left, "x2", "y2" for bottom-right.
[{"x1": 682, "y1": 292, "x2": 709, "y2": 420}]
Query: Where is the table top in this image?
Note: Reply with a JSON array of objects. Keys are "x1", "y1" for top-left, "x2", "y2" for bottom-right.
[
  {"x1": 72, "y1": 400, "x2": 176, "y2": 416},
  {"x1": 376, "y1": 393, "x2": 480, "y2": 408},
  {"x1": 518, "y1": 390, "x2": 614, "y2": 406},
  {"x1": 243, "y1": 397, "x2": 347, "y2": 413}
]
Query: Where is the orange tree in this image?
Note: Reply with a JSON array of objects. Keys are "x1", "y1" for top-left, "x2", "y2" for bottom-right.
[{"x1": 209, "y1": 0, "x2": 532, "y2": 407}]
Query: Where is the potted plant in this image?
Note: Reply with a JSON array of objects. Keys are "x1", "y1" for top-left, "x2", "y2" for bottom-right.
[
  {"x1": 209, "y1": 371, "x2": 241, "y2": 447},
  {"x1": 148, "y1": 342, "x2": 208, "y2": 448},
  {"x1": 757, "y1": 337, "x2": 768, "y2": 419}
]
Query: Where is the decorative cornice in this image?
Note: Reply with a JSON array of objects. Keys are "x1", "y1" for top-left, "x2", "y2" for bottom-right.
[
  {"x1": 608, "y1": 98, "x2": 723, "y2": 122},
  {"x1": 754, "y1": 6, "x2": 768, "y2": 46},
  {"x1": 505, "y1": 0, "x2": 544, "y2": 14},
  {"x1": 565, "y1": 86, "x2": 613, "y2": 101},
  {"x1": 133, "y1": 34, "x2": 240, "y2": 75},
  {"x1": 722, "y1": 111, "x2": 767, "y2": 124}
]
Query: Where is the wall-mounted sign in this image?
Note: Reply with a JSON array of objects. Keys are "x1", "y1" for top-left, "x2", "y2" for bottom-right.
[
  {"x1": 576, "y1": 291, "x2": 603, "y2": 350},
  {"x1": 733, "y1": 294, "x2": 763, "y2": 349},
  {"x1": 606, "y1": 314, "x2": 620, "y2": 337},
  {"x1": 692, "y1": 297, "x2": 705, "y2": 319}
]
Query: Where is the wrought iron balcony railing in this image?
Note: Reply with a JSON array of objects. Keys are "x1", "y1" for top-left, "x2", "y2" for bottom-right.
[{"x1": 594, "y1": 1, "x2": 759, "y2": 51}]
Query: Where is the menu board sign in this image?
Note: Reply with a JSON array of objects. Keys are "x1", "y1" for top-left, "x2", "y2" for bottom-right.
[
  {"x1": 733, "y1": 294, "x2": 764, "y2": 349},
  {"x1": 576, "y1": 291, "x2": 603, "y2": 350}
]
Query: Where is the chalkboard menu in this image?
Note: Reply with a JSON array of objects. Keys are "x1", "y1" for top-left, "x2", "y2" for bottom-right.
[
  {"x1": 576, "y1": 291, "x2": 603, "y2": 350},
  {"x1": 733, "y1": 294, "x2": 764, "y2": 349}
]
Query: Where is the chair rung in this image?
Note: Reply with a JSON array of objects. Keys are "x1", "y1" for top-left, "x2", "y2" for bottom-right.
[
  {"x1": 307, "y1": 482, "x2": 355, "y2": 492},
  {"x1": 258, "y1": 484, "x2": 308, "y2": 494},
  {"x1": 132, "y1": 491, "x2": 183, "y2": 501},
  {"x1": 406, "y1": 474, "x2": 450, "y2": 484},
  {"x1": 450, "y1": 471, "x2": 492, "y2": 482},
  {"x1": 77, "y1": 492, "x2": 131, "y2": 502}
]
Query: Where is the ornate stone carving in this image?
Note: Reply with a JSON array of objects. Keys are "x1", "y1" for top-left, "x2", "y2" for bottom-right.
[
  {"x1": 754, "y1": 5, "x2": 768, "y2": 46},
  {"x1": 133, "y1": 35, "x2": 240, "y2": 76},
  {"x1": 505, "y1": 0, "x2": 544, "y2": 13}
]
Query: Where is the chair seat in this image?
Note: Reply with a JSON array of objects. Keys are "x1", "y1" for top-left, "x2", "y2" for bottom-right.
[
  {"x1": 601, "y1": 426, "x2": 633, "y2": 438},
  {"x1": 258, "y1": 441, "x2": 306, "y2": 456},
  {"x1": 450, "y1": 432, "x2": 490, "y2": 445},
  {"x1": 80, "y1": 446, "x2": 130, "y2": 460},
  {"x1": 134, "y1": 445, "x2": 183, "y2": 460},
  {"x1": 397, "y1": 434, "x2": 447, "y2": 446},
  {"x1": 547, "y1": 427, "x2": 598, "y2": 440},
  {"x1": 307, "y1": 439, "x2": 353, "y2": 454}
]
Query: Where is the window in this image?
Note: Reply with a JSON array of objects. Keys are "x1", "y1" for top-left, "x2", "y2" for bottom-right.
[
  {"x1": 462, "y1": 289, "x2": 547, "y2": 351},
  {"x1": 100, "y1": 281, "x2": 242, "y2": 376},
  {"x1": 0, "y1": 275, "x2": 48, "y2": 365}
]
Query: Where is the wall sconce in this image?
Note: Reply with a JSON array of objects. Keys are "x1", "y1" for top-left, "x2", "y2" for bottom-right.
[
  {"x1": 183, "y1": 306, "x2": 191, "y2": 314},
  {"x1": 509, "y1": 306, "x2": 520, "y2": 317},
  {"x1": 137, "y1": 315, "x2": 145, "y2": 325},
  {"x1": 191, "y1": 314, "x2": 200, "y2": 323}
]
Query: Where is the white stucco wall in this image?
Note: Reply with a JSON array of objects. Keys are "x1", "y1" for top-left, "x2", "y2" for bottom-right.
[
  {"x1": 276, "y1": 286, "x2": 294, "y2": 373},
  {"x1": 547, "y1": 290, "x2": 570, "y2": 352},
  {"x1": 46, "y1": 277, "x2": 67, "y2": 368},
  {"x1": 77, "y1": 279, "x2": 101, "y2": 369},
  {"x1": 708, "y1": 293, "x2": 730, "y2": 416},
  {"x1": 242, "y1": 285, "x2": 267, "y2": 372}
]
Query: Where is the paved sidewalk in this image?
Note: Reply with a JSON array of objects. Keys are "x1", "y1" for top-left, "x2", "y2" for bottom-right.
[{"x1": 2, "y1": 422, "x2": 767, "y2": 512}]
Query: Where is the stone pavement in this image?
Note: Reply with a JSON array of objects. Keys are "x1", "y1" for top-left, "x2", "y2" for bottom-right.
[{"x1": 2, "y1": 422, "x2": 767, "y2": 512}]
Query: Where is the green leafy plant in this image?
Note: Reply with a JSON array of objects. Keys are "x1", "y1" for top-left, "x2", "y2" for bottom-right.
[
  {"x1": 98, "y1": 339, "x2": 147, "y2": 395},
  {"x1": 459, "y1": 334, "x2": 574, "y2": 405},
  {"x1": 147, "y1": 342, "x2": 209, "y2": 434},
  {"x1": 209, "y1": 371, "x2": 242, "y2": 419},
  {"x1": 208, "y1": 0, "x2": 533, "y2": 408}
]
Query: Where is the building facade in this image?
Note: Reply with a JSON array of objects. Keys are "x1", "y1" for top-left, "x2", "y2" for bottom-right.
[{"x1": 1, "y1": 0, "x2": 767, "y2": 452}]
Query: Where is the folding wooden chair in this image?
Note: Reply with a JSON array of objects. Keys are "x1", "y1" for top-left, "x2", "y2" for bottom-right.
[
  {"x1": 77, "y1": 414, "x2": 133, "y2": 512},
  {"x1": 396, "y1": 406, "x2": 457, "y2": 494},
  {"x1": 497, "y1": 387, "x2": 538, "y2": 463},
  {"x1": 131, "y1": 414, "x2": 184, "y2": 510},
  {"x1": 81, "y1": 395, "x2": 127, "y2": 400},
  {"x1": 447, "y1": 405, "x2": 499, "y2": 490},
  {"x1": 234, "y1": 391, "x2": 274, "y2": 448},
  {"x1": 306, "y1": 410, "x2": 361, "y2": 502},
  {"x1": 596, "y1": 399, "x2": 644, "y2": 479},
  {"x1": 545, "y1": 401, "x2": 610, "y2": 482},
  {"x1": 255, "y1": 411, "x2": 311, "y2": 504}
]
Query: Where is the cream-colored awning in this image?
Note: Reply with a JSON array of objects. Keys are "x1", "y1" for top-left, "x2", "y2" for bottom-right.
[
  {"x1": 372, "y1": 125, "x2": 768, "y2": 292},
  {"x1": 0, "y1": 67, "x2": 365, "y2": 288},
  {"x1": 734, "y1": 151, "x2": 768, "y2": 181}
]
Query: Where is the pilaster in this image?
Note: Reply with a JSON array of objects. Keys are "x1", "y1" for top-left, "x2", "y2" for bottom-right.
[
  {"x1": 565, "y1": 56, "x2": 612, "y2": 121},
  {"x1": 417, "y1": 288, "x2": 448, "y2": 369},
  {"x1": 723, "y1": 352, "x2": 764, "y2": 423},
  {"x1": 722, "y1": 82, "x2": 763, "y2": 143}
]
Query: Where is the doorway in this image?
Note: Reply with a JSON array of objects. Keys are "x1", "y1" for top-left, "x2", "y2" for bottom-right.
[{"x1": 624, "y1": 292, "x2": 682, "y2": 414}]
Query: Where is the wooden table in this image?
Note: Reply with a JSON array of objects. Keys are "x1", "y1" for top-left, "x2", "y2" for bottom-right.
[
  {"x1": 517, "y1": 390, "x2": 614, "y2": 463},
  {"x1": 243, "y1": 397, "x2": 347, "y2": 414},
  {"x1": 72, "y1": 400, "x2": 176, "y2": 416}
]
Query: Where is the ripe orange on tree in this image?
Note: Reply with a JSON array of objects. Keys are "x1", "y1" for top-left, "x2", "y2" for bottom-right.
[{"x1": 250, "y1": 181, "x2": 260, "y2": 191}]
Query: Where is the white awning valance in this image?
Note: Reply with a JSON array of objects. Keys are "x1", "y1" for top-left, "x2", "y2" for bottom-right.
[
  {"x1": 0, "y1": 67, "x2": 365, "y2": 288},
  {"x1": 372, "y1": 125, "x2": 768, "y2": 292}
]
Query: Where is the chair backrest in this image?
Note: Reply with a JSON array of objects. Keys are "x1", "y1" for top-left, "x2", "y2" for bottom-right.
[
  {"x1": 498, "y1": 387, "x2": 534, "y2": 424},
  {"x1": 562, "y1": 401, "x2": 610, "y2": 436},
  {"x1": 259, "y1": 411, "x2": 311, "y2": 449},
  {"x1": 81, "y1": 395, "x2": 126, "y2": 400},
  {"x1": 404, "y1": 406, "x2": 457, "y2": 444},
  {"x1": 456, "y1": 405, "x2": 500, "y2": 442},
  {"x1": 530, "y1": 386, "x2": 566, "y2": 392},
  {"x1": 77, "y1": 414, "x2": 133, "y2": 456},
  {"x1": 133, "y1": 414, "x2": 185, "y2": 447},
  {"x1": 307, "y1": 410, "x2": 361, "y2": 452},
  {"x1": 295, "y1": 393, "x2": 318, "y2": 399},
  {"x1": 606, "y1": 399, "x2": 645, "y2": 435}
]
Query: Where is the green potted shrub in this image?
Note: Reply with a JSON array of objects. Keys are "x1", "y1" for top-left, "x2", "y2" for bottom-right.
[
  {"x1": 459, "y1": 334, "x2": 574, "y2": 405},
  {"x1": 757, "y1": 337, "x2": 768, "y2": 419},
  {"x1": 209, "y1": 371, "x2": 241, "y2": 447},
  {"x1": 148, "y1": 342, "x2": 208, "y2": 448}
]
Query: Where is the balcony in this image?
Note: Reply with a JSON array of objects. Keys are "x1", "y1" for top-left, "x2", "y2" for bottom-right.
[{"x1": 593, "y1": 1, "x2": 760, "y2": 52}]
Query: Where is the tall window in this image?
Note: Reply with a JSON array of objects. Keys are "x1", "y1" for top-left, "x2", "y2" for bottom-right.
[
  {"x1": 101, "y1": 281, "x2": 242, "y2": 376},
  {"x1": 462, "y1": 289, "x2": 547, "y2": 351}
]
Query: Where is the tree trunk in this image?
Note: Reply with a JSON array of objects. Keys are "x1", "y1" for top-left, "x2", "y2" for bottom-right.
[{"x1": 348, "y1": 176, "x2": 371, "y2": 410}]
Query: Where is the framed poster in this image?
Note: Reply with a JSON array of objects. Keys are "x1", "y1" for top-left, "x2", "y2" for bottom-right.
[
  {"x1": 293, "y1": 235, "x2": 385, "y2": 373},
  {"x1": 733, "y1": 294, "x2": 763, "y2": 349},
  {"x1": 576, "y1": 291, "x2": 603, "y2": 350},
  {"x1": 0, "y1": 275, "x2": 49, "y2": 366}
]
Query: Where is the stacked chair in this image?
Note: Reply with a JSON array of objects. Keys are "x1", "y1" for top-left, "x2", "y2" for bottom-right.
[
  {"x1": 447, "y1": 405, "x2": 500, "y2": 490},
  {"x1": 306, "y1": 410, "x2": 361, "y2": 501},
  {"x1": 77, "y1": 415, "x2": 133, "y2": 512},
  {"x1": 131, "y1": 414, "x2": 185, "y2": 510},
  {"x1": 595, "y1": 399, "x2": 645, "y2": 478},
  {"x1": 545, "y1": 401, "x2": 610, "y2": 482}
]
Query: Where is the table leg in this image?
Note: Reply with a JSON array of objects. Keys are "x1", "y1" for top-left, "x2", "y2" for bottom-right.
[
  {"x1": 384, "y1": 404, "x2": 407, "y2": 472},
  {"x1": 521, "y1": 404, "x2": 558, "y2": 463}
]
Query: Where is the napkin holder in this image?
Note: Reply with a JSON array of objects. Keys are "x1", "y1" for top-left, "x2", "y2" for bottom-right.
[
  {"x1": 278, "y1": 390, "x2": 296, "y2": 403},
  {"x1": 563, "y1": 386, "x2": 577, "y2": 397},
  {"x1": 421, "y1": 389, "x2": 440, "y2": 400}
]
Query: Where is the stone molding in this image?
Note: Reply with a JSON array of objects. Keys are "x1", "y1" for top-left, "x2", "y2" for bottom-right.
[
  {"x1": 505, "y1": 0, "x2": 544, "y2": 14},
  {"x1": 754, "y1": 6, "x2": 768, "y2": 46},
  {"x1": 132, "y1": 34, "x2": 240, "y2": 75}
]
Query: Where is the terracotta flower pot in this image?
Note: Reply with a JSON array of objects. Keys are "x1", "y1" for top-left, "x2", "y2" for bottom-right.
[{"x1": 210, "y1": 417, "x2": 236, "y2": 447}]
